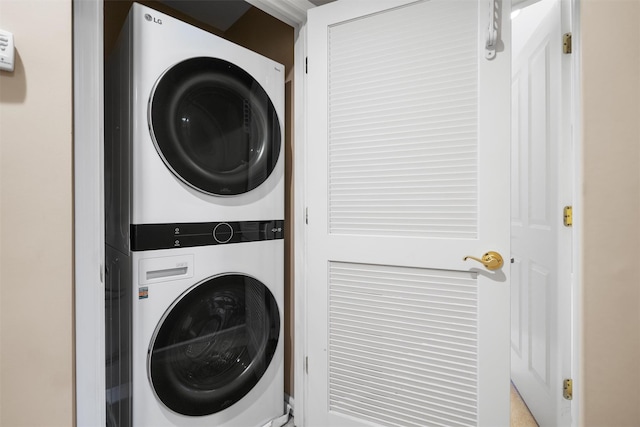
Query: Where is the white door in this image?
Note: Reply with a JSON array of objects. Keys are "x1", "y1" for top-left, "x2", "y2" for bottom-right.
[
  {"x1": 510, "y1": 1, "x2": 572, "y2": 425},
  {"x1": 305, "y1": 1, "x2": 512, "y2": 426}
]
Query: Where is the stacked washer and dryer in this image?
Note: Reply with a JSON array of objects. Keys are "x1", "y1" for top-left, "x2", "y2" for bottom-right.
[{"x1": 105, "y1": 3, "x2": 285, "y2": 426}]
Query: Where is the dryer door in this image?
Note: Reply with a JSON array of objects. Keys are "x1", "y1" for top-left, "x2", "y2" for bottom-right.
[
  {"x1": 149, "y1": 57, "x2": 282, "y2": 196},
  {"x1": 148, "y1": 274, "x2": 280, "y2": 416}
]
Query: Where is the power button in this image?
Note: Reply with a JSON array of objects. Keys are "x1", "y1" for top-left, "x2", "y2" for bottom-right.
[{"x1": 213, "y1": 223, "x2": 233, "y2": 244}]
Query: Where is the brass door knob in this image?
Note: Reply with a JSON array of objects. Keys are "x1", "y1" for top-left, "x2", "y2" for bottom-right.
[{"x1": 463, "y1": 251, "x2": 504, "y2": 271}]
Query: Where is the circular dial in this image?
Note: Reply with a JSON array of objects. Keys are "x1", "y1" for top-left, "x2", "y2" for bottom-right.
[
  {"x1": 148, "y1": 274, "x2": 280, "y2": 416},
  {"x1": 213, "y1": 222, "x2": 233, "y2": 244},
  {"x1": 149, "y1": 57, "x2": 281, "y2": 195}
]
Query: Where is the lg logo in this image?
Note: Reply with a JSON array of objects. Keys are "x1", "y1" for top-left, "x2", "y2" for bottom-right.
[{"x1": 144, "y1": 13, "x2": 162, "y2": 25}]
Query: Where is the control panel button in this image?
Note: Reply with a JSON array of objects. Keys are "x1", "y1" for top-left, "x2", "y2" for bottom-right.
[{"x1": 213, "y1": 223, "x2": 233, "y2": 244}]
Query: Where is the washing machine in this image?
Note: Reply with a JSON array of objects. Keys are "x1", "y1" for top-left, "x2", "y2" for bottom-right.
[
  {"x1": 132, "y1": 238, "x2": 284, "y2": 426},
  {"x1": 106, "y1": 2, "x2": 284, "y2": 255}
]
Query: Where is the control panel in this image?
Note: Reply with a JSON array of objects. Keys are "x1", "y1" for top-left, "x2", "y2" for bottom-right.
[
  {"x1": 0, "y1": 30, "x2": 14, "y2": 72},
  {"x1": 131, "y1": 220, "x2": 284, "y2": 251}
]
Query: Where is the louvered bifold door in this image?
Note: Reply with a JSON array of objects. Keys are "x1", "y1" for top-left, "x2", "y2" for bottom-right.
[{"x1": 305, "y1": 1, "x2": 511, "y2": 426}]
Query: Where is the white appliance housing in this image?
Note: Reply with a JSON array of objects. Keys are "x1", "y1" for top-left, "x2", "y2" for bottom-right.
[
  {"x1": 132, "y1": 241, "x2": 284, "y2": 426},
  {"x1": 106, "y1": 2, "x2": 285, "y2": 254},
  {"x1": 105, "y1": 4, "x2": 286, "y2": 426}
]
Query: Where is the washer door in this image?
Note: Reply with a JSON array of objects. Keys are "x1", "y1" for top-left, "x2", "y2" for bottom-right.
[
  {"x1": 149, "y1": 57, "x2": 282, "y2": 195},
  {"x1": 148, "y1": 274, "x2": 280, "y2": 416}
]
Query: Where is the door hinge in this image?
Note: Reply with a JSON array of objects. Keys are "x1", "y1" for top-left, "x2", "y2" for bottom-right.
[
  {"x1": 563, "y1": 379, "x2": 573, "y2": 400},
  {"x1": 563, "y1": 206, "x2": 573, "y2": 227},
  {"x1": 305, "y1": 207, "x2": 309, "y2": 224},
  {"x1": 305, "y1": 356, "x2": 309, "y2": 374},
  {"x1": 563, "y1": 33, "x2": 572, "y2": 54},
  {"x1": 305, "y1": 57, "x2": 308, "y2": 74}
]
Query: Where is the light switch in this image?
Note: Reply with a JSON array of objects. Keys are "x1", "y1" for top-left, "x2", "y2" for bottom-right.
[{"x1": 0, "y1": 30, "x2": 15, "y2": 72}]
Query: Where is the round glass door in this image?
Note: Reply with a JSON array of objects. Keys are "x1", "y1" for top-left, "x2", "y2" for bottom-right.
[
  {"x1": 149, "y1": 57, "x2": 282, "y2": 195},
  {"x1": 148, "y1": 274, "x2": 280, "y2": 416}
]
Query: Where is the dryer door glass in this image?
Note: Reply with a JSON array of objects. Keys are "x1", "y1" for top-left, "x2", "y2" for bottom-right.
[
  {"x1": 149, "y1": 57, "x2": 281, "y2": 195},
  {"x1": 149, "y1": 274, "x2": 280, "y2": 416}
]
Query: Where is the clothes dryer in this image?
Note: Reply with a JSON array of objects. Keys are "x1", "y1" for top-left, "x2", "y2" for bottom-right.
[
  {"x1": 106, "y1": 3, "x2": 284, "y2": 254},
  {"x1": 131, "y1": 238, "x2": 284, "y2": 426}
]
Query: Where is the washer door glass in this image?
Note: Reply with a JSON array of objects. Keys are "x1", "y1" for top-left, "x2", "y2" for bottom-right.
[
  {"x1": 149, "y1": 274, "x2": 280, "y2": 416},
  {"x1": 149, "y1": 57, "x2": 282, "y2": 195}
]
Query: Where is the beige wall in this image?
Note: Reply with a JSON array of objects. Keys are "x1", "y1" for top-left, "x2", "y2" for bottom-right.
[
  {"x1": 0, "y1": 0, "x2": 74, "y2": 425},
  {"x1": 581, "y1": 0, "x2": 640, "y2": 425}
]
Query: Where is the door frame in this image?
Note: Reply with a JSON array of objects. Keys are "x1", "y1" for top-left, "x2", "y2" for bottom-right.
[
  {"x1": 72, "y1": 0, "x2": 582, "y2": 425},
  {"x1": 510, "y1": 0, "x2": 575, "y2": 425},
  {"x1": 567, "y1": 0, "x2": 583, "y2": 423},
  {"x1": 73, "y1": 1, "x2": 105, "y2": 425}
]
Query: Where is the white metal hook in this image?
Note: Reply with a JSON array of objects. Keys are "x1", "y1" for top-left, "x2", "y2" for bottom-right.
[{"x1": 485, "y1": 0, "x2": 498, "y2": 59}]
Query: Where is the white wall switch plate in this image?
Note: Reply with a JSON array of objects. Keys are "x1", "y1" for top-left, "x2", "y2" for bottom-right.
[{"x1": 0, "y1": 30, "x2": 15, "y2": 72}]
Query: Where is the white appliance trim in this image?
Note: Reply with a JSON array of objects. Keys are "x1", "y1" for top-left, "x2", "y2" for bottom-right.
[{"x1": 292, "y1": 20, "x2": 308, "y2": 427}]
